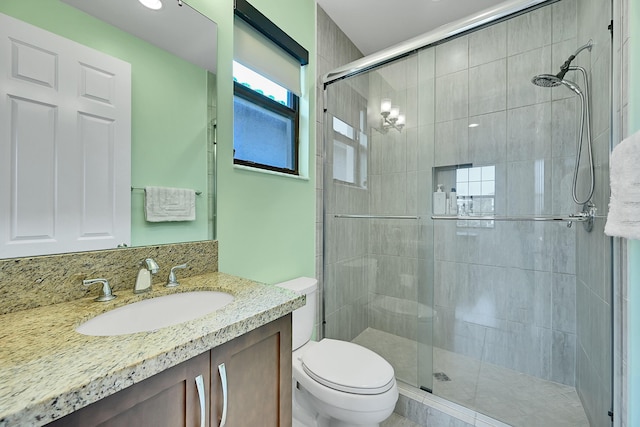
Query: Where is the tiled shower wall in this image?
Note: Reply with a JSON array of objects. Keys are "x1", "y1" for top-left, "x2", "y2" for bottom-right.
[
  {"x1": 365, "y1": 55, "x2": 426, "y2": 347},
  {"x1": 316, "y1": 6, "x2": 364, "y2": 339},
  {"x1": 576, "y1": 0, "x2": 614, "y2": 425},
  {"x1": 428, "y1": 0, "x2": 584, "y2": 386}
]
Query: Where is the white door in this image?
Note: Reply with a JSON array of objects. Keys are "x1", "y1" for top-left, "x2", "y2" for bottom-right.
[{"x1": 0, "y1": 13, "x2": 131, "y2": 258}]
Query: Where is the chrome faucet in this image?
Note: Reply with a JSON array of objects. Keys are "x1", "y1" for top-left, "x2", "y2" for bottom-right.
[
  {"x1": 166, "y1": 263, "x2": 188, "y2": 287},
  {"x1": 134, "y1": 258, "x2": 159, "y2": 294},
  {"x1": 83, "y1": 278, "x2": 116, "y2": 302}
]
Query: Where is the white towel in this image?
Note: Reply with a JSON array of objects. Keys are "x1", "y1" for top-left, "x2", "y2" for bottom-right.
[
  {"x1": 604, "y1": 130, "x2": 640, "y2": 239},
  {"x1": 144, "y1": 186, "x2": 196, "y2": 222}
]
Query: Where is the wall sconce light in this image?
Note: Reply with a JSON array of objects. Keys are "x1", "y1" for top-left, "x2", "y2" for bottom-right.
[{"x1": 378, "y1": 98, "x2": 405, "y2": 133}]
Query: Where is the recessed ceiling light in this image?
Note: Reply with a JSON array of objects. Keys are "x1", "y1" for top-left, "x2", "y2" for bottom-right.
[
  {"x1": 139, "y1": 0, "x2": 162, "y2": 10},
  {"x1": 468, "y1": 123, "x2": 480, "y2": 128}
]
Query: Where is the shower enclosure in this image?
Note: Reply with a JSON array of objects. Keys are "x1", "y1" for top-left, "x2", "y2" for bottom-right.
[{"x1": 321, "y1": 0, "x2": 613, "y2": 426}]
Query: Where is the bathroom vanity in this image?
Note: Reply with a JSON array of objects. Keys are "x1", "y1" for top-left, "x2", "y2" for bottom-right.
[
  {"x1": 47, "y1": 315, "x2": 292, "y2": 427},
  {"x1": 0, "y1": 268, "x2": 303, "y2": 427}
]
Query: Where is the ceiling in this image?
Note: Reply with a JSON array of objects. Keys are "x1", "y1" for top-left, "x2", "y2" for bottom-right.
[
  {"x1": 62, "y1": 0, "x2": 218, "y2": 73},
  {"x1": 316, "y1": 0, "x2": 509, "y2": 56}
]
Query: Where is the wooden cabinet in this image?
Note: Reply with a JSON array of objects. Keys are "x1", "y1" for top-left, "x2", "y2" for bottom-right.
[
  {"x1": 47, "y1": 352, "x2": 210, "y2": 427},
  {"x1": 46, "y1": 315, "x2": 292, "y2": 427},
  {"x1": 210, "y1": 314, "x2": 292, "y2": 427}
]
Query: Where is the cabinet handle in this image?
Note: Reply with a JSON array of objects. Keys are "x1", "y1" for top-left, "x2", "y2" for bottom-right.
[
  {"x1": 218, "y1": 363, "x2": 228, "y2": 427},
  {"x1": 195, "y1": 374, "x2": 206, "y2": 427}
]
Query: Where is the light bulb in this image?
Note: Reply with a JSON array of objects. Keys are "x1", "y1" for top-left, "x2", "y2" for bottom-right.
[
  {"x1": 381, "y1": 98, "x2": 392, "y2": 116},
  {"x1": 390, "y1": 105, "x2": 400, "y2": 120},
  {"x1": 139, "y1": 0, "x2": 162, "y2": 10}
]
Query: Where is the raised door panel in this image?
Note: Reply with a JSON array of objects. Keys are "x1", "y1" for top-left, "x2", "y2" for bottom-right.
[
  {"x1": 45, "y1": 352, "x2": 209, "y2": 427},
  {"x1": 0, "y1": 12, "x2": 131, "y2": 258},
  {"x1": 210, "y1": 315, "x2": 292, "y2": 427}
]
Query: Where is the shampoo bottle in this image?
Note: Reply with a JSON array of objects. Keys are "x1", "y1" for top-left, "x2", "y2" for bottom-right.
[
  {"x1": 449, "y1": 187, "x2": 457, "y2": 214},
  {"x1": 433, "y1": 184, "x2": 446, "y2": 215}
]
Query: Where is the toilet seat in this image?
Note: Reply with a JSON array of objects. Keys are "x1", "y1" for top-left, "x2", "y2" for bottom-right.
[{"x1": 301, "y1": 339, "x2": 395, "y2": 395}]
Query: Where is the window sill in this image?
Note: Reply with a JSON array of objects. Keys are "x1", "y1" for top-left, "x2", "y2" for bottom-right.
[{"x1": 233, "y1": 163, "x2": 309, "y2": 181}]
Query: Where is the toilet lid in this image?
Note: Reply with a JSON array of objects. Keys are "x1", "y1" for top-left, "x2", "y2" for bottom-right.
[{"x1": 301, "y1": 339, "x2": 395, "y2": 395}]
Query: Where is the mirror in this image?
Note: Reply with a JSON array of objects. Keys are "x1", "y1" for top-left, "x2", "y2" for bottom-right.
[{"x1": 0, "y1": 0, "x2": 217, "y2": 258}]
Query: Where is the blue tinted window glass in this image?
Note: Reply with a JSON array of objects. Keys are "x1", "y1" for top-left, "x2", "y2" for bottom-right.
[{"x1": 233, "y1": 96, "x2": 294, "y2": 169}]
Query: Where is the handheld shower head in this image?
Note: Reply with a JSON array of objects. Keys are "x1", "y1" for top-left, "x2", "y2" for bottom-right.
[{"x1": 559, "y1": 79, "x2": 583, "y2": 96}]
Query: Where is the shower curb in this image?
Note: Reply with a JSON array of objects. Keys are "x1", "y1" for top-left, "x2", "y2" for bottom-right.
[{"x1": 395, "y1": 381, "x2": 512, "y2": 427}]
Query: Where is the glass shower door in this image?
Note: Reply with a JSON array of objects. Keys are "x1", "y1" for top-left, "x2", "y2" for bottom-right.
[{"x1": 323, "y1": 55, "x2": 433, "y2": 390}]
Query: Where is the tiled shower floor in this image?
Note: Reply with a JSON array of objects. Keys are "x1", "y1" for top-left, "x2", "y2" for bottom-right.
[{"x1": 353, "y1": 328, "x2": 589, "y2": 427}]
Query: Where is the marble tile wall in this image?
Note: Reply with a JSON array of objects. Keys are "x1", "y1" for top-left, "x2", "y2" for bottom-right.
[
  {"x1": 316, "y1": 5, "x2": 365, "y2": 341},
  {"x1": 575, "y1": 0, "x2": 615, "y2": 425},
  {"x1": 429, "y1": 0, "x2": 586, "y2": 388}
]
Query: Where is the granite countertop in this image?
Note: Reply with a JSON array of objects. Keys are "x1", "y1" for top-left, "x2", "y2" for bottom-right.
[{"x1": 0, "y1": 272, "x2": 304, "y2": 427}]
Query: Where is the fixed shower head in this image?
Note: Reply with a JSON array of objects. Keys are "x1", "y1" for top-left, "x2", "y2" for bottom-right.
[
  {"x1": 531, "y1": 40, "x2": 593, "y2": 90},
  {"x1": 531, "y1": 74, "x2": 563, "y2": 88},
  {"x1": 532, "y1": 67, "x2": 584, "y2": 96}
]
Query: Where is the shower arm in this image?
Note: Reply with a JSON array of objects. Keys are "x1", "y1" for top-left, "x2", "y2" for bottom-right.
[{"x1": 558, "y1": 40, "x2": 593, "y2": 79}]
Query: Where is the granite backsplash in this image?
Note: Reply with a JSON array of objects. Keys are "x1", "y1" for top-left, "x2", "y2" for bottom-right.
[{"x1": 0, "y1": 240, "x2": 218, "y2": 315}]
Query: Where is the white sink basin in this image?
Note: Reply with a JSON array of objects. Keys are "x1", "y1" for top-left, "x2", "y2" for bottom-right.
[{"x1": 76, "y1": 291, "x2": 234, "y2": 336}]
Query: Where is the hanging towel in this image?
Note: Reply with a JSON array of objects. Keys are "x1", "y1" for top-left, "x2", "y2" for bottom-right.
[
  {"x1": 604, "y1": 130, "x2": 640, "y2": 239},
  {"x1": 144, "y1": 186, "x2": 196, "y2": 222}
]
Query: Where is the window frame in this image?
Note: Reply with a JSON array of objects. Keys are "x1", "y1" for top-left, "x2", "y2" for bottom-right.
[
  {"x1": 233, "y1": 80, "x2": 300, "y2": 175},
  {"x1": 232, "y1": 0, "x2": 308, "y2": 176}
]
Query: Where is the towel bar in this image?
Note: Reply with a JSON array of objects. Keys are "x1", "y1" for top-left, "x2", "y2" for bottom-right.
[{"x1": 131, "y1": 186, "x2": 202, "y2": 196}]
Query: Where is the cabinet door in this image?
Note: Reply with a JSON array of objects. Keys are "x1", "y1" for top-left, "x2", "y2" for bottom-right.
[
  {"x1": 210, "y1": 314, "x2": 292, "y2": 427},
  {"x1": 47, "y1": 352, "x2": 210, "y2": 427}
]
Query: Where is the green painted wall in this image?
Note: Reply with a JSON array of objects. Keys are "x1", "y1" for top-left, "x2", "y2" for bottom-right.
[
  {"x1": 3, "y1": 0, "x2": 317, "y2": 285},
  {"x1": 627, "y1": 0, "x2": 640, "y2": 424},
  {"x1": 191, "y1": 0, "x2": 317, "y2": 284},
  {"x1": 0, "y1": 0, "x2": 210, "y2": 246}
]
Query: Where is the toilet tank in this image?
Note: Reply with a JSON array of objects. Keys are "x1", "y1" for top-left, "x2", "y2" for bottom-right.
[{"x1": 275, "y1": 277, "x2": 317, "y2": 351}]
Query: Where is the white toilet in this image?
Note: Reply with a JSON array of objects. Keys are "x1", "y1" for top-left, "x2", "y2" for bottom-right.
[{"x1": 276, "y1": 277, "x2": 398, "y2": 427}]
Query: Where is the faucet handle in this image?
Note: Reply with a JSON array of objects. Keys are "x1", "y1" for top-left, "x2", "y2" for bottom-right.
[
  {"x1": 83, "y1": 278, "x2": 116, "y2": 302},
  {"x1": 166, "y1": 263, "x2": 188, "y2": 288}
]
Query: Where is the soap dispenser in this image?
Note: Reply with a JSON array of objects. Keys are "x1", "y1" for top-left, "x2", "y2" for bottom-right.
[{"x1": 433, "y1": 184, "x2": 446, "y2": 215}]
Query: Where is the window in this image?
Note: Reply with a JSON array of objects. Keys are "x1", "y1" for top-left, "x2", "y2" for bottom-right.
[
  {"x1": 456, "y1": 165, "x2": 495, "y2": 228},
  {"x1": 233, "y1": 0, "x2": 309, "y2": 175},
  {"x1": 233, "y1": 62, "x2": 299, "y2": 173},
  {"x1": 332, "y1": 115, "x2": 367, "y2": 188}
]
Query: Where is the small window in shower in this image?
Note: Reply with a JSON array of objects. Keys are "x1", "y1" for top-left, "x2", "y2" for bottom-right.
[
  {"x1": 456, "y1": 165, "x2": 495, "y2": 227},
  {"x1": 332, "y1": 116, "x2": 367, "y2": 188}
]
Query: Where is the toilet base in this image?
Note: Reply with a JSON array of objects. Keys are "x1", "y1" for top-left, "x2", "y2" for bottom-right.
[{"x1": 292, "y1": 381, "x2": 387, "y2": 427}]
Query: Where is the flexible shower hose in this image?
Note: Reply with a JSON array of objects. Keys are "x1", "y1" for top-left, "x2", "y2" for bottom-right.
[{"x1": 570, "y1": 66, "x2": 595, "y2": 205}]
